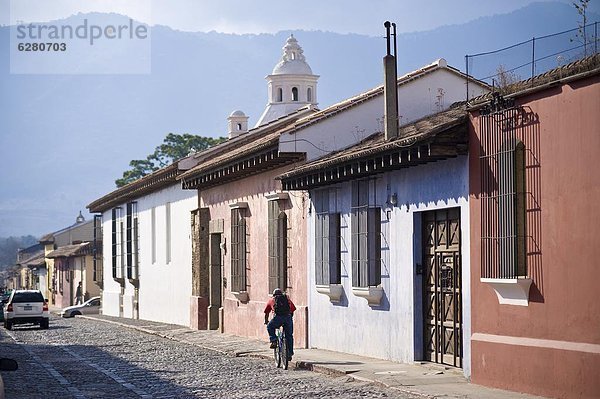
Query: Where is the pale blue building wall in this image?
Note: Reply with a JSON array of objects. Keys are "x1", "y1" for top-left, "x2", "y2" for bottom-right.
[{"x1": 307, "y1": 155, "x2": 471, "y2": 378}]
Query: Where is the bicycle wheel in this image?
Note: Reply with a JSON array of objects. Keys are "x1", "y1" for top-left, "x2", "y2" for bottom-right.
[
  {"x1": 275, "y1": 330, "x2": 282, "y2": 368},
  {"x1": 281, "y1": 331, "x2": 288, "y2": 370}
]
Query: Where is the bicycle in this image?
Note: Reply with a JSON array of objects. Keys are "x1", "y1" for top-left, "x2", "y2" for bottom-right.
[{"x1": 274, "y1": 325, "x2": 289, "y2": 370}]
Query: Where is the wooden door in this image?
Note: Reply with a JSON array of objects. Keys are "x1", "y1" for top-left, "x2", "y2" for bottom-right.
[
  {"x1": 423, "y1": 208, "x2": 462, "y2": 368},
  {"x1": 208, "y1": 233, "x2": 222, "y2": 330}
]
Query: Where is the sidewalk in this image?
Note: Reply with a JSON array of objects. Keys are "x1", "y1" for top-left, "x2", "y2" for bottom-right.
[{"x1": 73, "y1": 313, "x2": 544, "y2": 399}]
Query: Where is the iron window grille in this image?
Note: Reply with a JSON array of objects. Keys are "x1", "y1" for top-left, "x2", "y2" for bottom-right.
[
  {"x1": 351, "y1": 180, "x2": 381, "y2": 287},
  {"x1": 231, "y1": 207, "x2": 247, "y2": 293},
  {"x1": 126, "y1": 202, "x2": 139, "y2": 280},
  {"x1": 480, "y1": 106, "x2": 530, "y2": 279},
  {"x1": 93, "y1": 214, "x2": 103, "y2": 284},
  {"x1": 268, "y1": 199, "x2": 288, "y2": 293},
  {"x1": 111, "y1": 207, "x2": 124, "y2": 279},
  {"x1": 314, "y1": 189, "x2": 341, "y2": 286}
]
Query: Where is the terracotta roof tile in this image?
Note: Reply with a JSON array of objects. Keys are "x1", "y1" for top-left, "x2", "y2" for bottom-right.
[
  {"x1": 468, "y1": 53, "x2": 600, "y2": 108},
  {"x1": 46, "y1": 242, "x2": 94, "y2": 259},
  {"x1": 279, "y1": 105, "x2": 467, "y2": 180}
]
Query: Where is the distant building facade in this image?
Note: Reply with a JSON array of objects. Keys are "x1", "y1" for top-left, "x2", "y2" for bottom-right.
[{"x1": 88, "y1": 164, "x2": 196, "y2": 326}]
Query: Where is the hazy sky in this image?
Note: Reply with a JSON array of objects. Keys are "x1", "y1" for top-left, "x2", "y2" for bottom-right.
[{"x1": 2, "y1": 0, "x2": 589, "y2": 36}]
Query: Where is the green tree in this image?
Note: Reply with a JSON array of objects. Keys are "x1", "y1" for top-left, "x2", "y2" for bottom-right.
[{"x1": 115, "y1": 133, "x2": 226, "y2": 187}]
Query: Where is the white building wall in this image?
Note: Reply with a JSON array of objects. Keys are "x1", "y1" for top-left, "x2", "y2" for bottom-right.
[
  {"x1": 307, "y1": 156, "x2": 471, "y2": 377},
  {"x1": 100, "y1": 183, "x2": 196, "y2": 327},
  {"x1": 280, "y1": 67, "x2": 487, "y2": 161},
  {"x1": 101, "y1": 209, "x2": 122, "y2": 318},
  {"x1": 37, "y1": 269, "x2": 47, "y2": 296}
]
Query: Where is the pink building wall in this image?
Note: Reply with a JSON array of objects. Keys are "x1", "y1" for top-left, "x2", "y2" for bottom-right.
[
  {"x1": 53, "y1": 258, "x2": 73, "y2": 308},
  {"x1": 200, "y1": 164, "x2": 309, "y2": 347},
  {"x1": 468, "y1": 74, "x2": 600, "y2": 398}
]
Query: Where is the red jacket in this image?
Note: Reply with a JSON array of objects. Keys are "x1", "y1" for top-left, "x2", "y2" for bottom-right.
[{"x1": 264, "y1": 296, "x2": 296, "y2": 315}]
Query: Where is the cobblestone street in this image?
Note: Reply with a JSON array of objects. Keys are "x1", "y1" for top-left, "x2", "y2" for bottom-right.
[{"x1": 0, "y1": 316, "x2": 412, "y2": 398}]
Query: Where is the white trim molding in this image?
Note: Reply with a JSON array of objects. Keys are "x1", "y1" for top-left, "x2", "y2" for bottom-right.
[
  {"x1": 315, "y1": 284, "x2": 343, "y2": 302},
  {"x1": 472, "y1": 333, "x2": 600, "y2": 355},
  {"x1": 352, "y1": 286, "x2": 383, "y2": 306},
  {"x1": 265, "y1": 192, "x2": 289, "y2": 201},
  {"x1": 231, "y1": 291, "x2": 249, "y2": 303},
  {"x1": 228, "y1": 201, "x2": 248, "y2": 209},
  {"x1": 481, "y1": 278, "x2": 532, "y2": 306}
]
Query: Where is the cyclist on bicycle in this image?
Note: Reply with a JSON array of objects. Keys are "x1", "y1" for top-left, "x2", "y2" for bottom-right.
[{"x1": 264, "y1": 288, "x2": 296, "y2": 360}]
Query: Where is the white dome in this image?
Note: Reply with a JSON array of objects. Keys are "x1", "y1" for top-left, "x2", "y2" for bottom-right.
[
  {"x1": 272, "y1": 59, "x2": 313, "y2": 75},
  {"x1": 229, "y1": 110, "x2": 246, "y2": 117},
  {"x1": 271, "y1": 35, "x2": 314, "y2": 76}
]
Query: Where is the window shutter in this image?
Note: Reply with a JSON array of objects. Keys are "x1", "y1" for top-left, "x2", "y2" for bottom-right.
[
  {"x1": 268, "y1": 201, "x2": 278, "y2": 292},
  {"x1": 315, "y1": 213, "x2": 324, "y2": 285},
  {"x1": 126, "y1": 202, "x2": 132, "y2": 279},
  {"x1": 231, "y1": 209, "x2": 247, "y2": 292},
  {"x1": 111, "y1": 208, "x2": 117, "y2": 279},
  {"x1": 231, "y1": 209, "x2": 238, "y2": 292},
  {"x1": 322, "y1": 212, "x2": 330, "y2": 284},
  {"x1": 329, "y1": 213, "x2": 341, "y2": 284},
  {"x1": 277, "y1": 211, "x2": 288, "y2": 290},
  {"x1": 240, "y1": 218, "x2": 247, "y2": 289},
  {"x1": 368, "y1": 207, "x2": 381, "y2": 286},
  {"x1": 132, "y1": 207, "x2": 139, "y2": 280},
  {"x1": 359, "y1": 207, "x2": 368, "y2": 287},
  {"x1": 351, "y1": 207, "x2": 359, "y2": 287}
]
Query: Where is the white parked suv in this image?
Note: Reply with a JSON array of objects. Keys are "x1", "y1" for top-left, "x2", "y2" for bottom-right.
[{"x1": 3, "y1": 290, "x2": 49, "y2": 330}]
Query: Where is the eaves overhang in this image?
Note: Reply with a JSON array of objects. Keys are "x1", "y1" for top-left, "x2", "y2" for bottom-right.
[
  {"x1": 279, "y1": 108, "x2": 468, "y2": 191},
  {"x1": 87, "y1": 163, "x2": 179, "y2": 213},
  {"x1": 181, "y1": 144, "x2": 305, "y2": 191}
]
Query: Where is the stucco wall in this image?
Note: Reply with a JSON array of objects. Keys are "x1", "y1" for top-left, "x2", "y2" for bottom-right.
[
  {"x1": 199, "y1": 164, "x2": 309, "y2": 347},
  {"x1": 469, "y1": 75, "x2": 600, "y2": 398},
  {"x1": 101, "y1": 183, "x2": 196, "y2": 326},
  {"x1": 279, "y1": 67, "x2": 487, "y2": 161},
  {"x1": 307, "y1": 156, "x2": 471, "y2": 375},
  {"x1": 83, "y1": 254, "x2": 100, "y2": 300},
  {"x1": 53, "y1": 220, "x2": 94, "y2": 247}
]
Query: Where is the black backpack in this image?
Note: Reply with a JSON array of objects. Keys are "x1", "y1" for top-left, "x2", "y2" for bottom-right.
[{"x1": 273, "y1": 294, "x2": 290, "y2": 316}]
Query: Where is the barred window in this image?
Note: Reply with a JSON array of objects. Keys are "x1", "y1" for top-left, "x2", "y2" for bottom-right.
[
  {"x1": 314, "y1": 189, "x2": 341, "y2": 285},
  {"x1": 351, "y1": 180, "x2": 381, "y2": 288},
  {"x1": 480, "y1": 108, "x2": 529, "y2": 279},
  {"x1": 111, "y1": 207, "x2": 124, "y2": 279},
  {"x1": 268, "y1": 200, "x2": 287, "y2": 293},
  {"x1": 231, "y1": 208, "x2": 247, "y2": 293},
  {"x1": 93, "y1": 214, "x2": 103, "y2": 283},
  {"x1": 126, "y1": 202, "x2": 139, "y2": 280}
]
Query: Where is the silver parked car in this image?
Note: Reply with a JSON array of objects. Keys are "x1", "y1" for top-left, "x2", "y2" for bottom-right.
[{"x1": 60, "y1": 296, "x2": 101, "y2": 318}]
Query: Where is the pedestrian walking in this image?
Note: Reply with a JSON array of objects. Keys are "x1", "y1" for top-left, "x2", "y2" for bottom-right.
[{"x1": 75, "y1": 282, "x2": 83, "y2": 305}]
